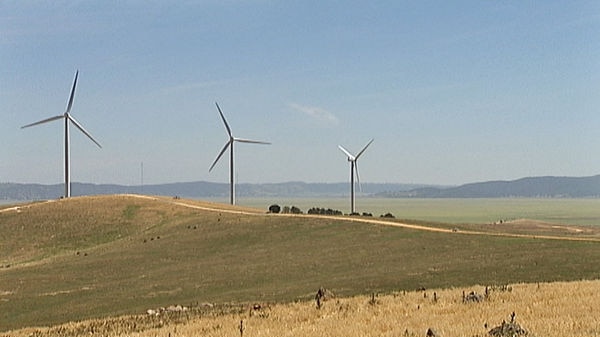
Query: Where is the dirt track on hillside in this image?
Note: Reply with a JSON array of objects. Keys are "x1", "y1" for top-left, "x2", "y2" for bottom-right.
[
  {"x1": 128, "y1": 194, "x2": 600, "y2": 243},
  {"x1": 3, "y1": 195, "x2": 598, "y2": 243}
]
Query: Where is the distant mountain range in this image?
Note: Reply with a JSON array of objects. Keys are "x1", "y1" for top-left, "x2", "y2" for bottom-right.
[
  {"x1": 2, "y1": 175, "x2": 600, "y2": 201},
  {"x1": 0, "y1": 181, "x2": 429, "y2": 201},
  {"x1": 375, "y1": 175, "x2": 600, "y2": 198}
]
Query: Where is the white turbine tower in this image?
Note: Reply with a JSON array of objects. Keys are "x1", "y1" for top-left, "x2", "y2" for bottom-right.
[
  {"x1": 21, "y1": 70, "x2": 102, "y2": 198},
  {"x1": 209, "y1": 102, "x2": 270, "y2": 205},
  {"x1": 338, "y1": 138, "x2": 374, "y2": 214}
]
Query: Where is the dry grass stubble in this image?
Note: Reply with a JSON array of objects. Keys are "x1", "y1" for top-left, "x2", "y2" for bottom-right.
[{"x1": 5, "y1": 280, "x2": 599, "y2": 337}]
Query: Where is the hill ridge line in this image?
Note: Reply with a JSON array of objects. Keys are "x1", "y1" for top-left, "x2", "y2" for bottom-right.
[{"x1": 126, "y1": 194, "x2": 600, "y2": 243}]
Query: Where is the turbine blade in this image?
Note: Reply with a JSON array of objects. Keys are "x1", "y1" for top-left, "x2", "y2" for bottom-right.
[
  {"x1": 234, "y1": 137, "x2": 271, "y2": 145},
  {"x1": 355, "y1": 138, "x2": 374, "y2": 160},
  {"x1": 68, "y1": 115, "x2": 102, "y2": 148},
  {"x1": 21, "y1": 115, "x2": 64, "y2": 129},
  {"x1": 355, "y1": 162, "x2": 362, "y2": 192},
  {"x1": 215, "y1": 102, "x2": 232, "y2": 137},
  {"x1": 338, "y1": 145, "x2": 355, "y2": 160},
  {"x1": 209, "y1": 141, "x2": 231, "y2": 172},
  {"x1": 66, "y1": 70, "x2": 79, "y2": 113}
]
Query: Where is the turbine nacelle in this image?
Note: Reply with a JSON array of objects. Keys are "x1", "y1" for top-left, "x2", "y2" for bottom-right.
[{"x1": 338, "y1": 145, "x2": 355, "y2": 162}]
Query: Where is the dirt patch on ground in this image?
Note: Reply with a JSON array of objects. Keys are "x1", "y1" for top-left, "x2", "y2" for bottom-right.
[
  {"x1": 449, "y1": 218, "x2": 600, "y2": 241},
  {"x1": 500, "y1": 218, "x2": 599, "y2": 236}
]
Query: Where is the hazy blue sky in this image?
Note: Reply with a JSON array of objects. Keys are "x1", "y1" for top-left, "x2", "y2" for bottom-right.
[{"x1": 2, "y1": 1, "x2": 599, "y2": 186}]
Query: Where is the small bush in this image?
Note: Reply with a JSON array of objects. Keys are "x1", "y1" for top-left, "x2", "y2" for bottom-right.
[{"x1": 281, "y1": 205, "x2": 302, "y2": 214}]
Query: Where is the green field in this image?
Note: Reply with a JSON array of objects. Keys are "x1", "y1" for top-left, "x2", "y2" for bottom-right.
[
  {"x1": 1, "y1": 195, "x2": 600, "y2": 332},
  {"x1": 234, "y1": 197, "x2": 600, "y2": 225}
]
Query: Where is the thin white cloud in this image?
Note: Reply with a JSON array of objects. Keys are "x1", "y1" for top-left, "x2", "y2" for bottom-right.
[{"x1": 289, "y1": 103, "x2": 339, "y2": 125}]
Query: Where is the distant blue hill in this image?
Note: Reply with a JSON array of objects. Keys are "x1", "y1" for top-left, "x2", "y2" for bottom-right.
[
  {"x1": 2, "y1": 175, "x2": 599, "y2": 201},
  {"x1": 0, "y1": 181, "x2": 430, "y2": 201},
  {"x1": 377, "y1": 175, "x2": 600, "y2": 198}
]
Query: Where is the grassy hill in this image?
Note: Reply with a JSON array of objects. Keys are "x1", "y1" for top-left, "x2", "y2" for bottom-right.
[{"x1": 1, "y1": 195, "x2": 600, "y2": 331}]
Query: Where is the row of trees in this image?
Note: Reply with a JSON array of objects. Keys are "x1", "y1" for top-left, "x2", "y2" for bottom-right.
[
  {"x1": 307, "y1": 207, "x2": 343, "y2": 215},
  {"x1": 268, "y1": 204, "x2": 395, "y2": 218},
  {"x1": 269, "y1": 205, "x2": 343, "y2": 215}
]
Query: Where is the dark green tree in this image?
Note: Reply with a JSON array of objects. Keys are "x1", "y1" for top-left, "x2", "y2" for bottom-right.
[{"x1": 268, "y1": 204, "x2": 281, "y2": 213}]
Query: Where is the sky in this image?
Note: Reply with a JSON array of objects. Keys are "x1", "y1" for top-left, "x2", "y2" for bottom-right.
[{"x1": 1, "y1": 1, "x2": 599, "y2": 186}]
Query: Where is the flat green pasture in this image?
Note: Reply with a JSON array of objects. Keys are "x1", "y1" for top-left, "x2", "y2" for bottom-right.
[{"x1": 234, "y1": 197, "x2": 600, "y2": 225}]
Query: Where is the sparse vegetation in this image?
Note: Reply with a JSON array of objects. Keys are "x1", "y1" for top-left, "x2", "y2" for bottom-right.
[{"x1": 2, "y1": 280, "x2": 599, "y2": 337}]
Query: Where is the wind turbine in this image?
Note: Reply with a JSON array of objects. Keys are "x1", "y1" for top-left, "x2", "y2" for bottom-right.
[
  {"x1": 338, "y1": 138, "x2": 374, "y2": 214},
  {"x1": 21, "y1": 70, "x2": 102, "y2": 198},
  {"x1": 209, "y1": 102, "x2": 270, "y2": 205}
]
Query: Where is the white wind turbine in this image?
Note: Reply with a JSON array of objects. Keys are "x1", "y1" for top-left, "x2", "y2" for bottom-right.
[
  {"x1": 209, "y1": 102, "x2": 270, "y2": 205},
  {"x1": 338, "y1": 138, "x2": 374, "y2": 214},
  {"x1": 21, "y1": 70, "x2": 102, "y2": 198}
]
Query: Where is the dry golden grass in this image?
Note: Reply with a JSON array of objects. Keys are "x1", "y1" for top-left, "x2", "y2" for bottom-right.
[
  {"x1": 132, "y1": 194, "x2": 266, "y2": 214},
  {"x1": 4, "y1": 280, "x2": 599, "y2": 337}
]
